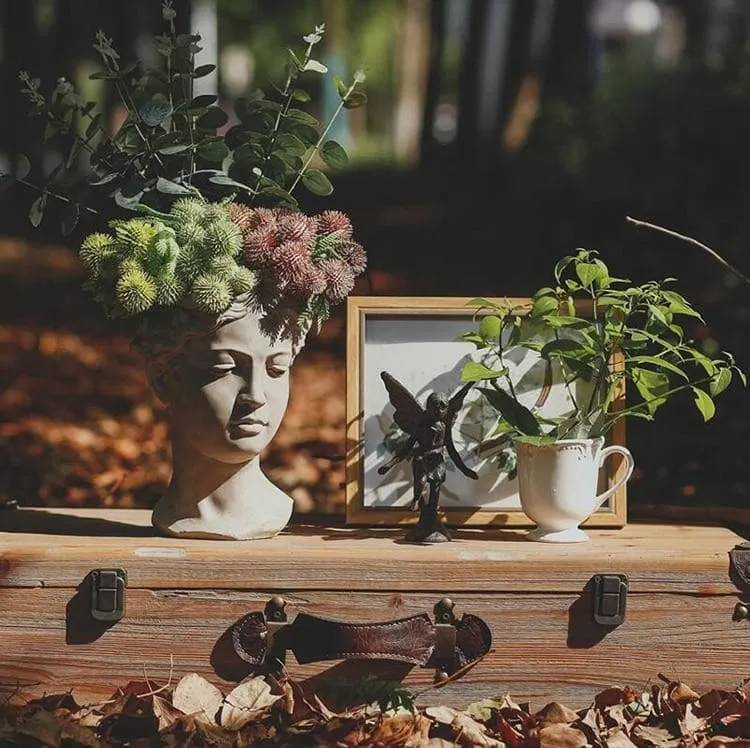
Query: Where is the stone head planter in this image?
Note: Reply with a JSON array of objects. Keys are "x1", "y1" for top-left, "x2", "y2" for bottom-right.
[{"x1": 138, "y1": 294, "x2": 306, "y2": 540}]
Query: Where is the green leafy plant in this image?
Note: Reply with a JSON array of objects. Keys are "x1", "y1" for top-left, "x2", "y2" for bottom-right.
[
  {"x1": 318, "y1": 674, "x2": 416, "y2": 715},
  {"x1": 0, "y1": 1, "x2": 367, "y2": 337},
  {"x1": 460, "y1": 249, "x2": 744, "y2": 449}
]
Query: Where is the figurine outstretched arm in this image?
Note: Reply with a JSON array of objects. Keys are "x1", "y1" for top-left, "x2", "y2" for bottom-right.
[{"x1": 377, "y1": 432, "x2": 418, "y2": 474}]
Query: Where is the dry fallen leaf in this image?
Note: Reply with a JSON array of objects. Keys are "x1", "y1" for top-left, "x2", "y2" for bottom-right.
[
  {"x1": 425, "y1": 705, "x2": 458, "y2": 725},
  {"x1": 538, "y1": 723, "x2": 588, "y2": 748},
  {"x1": 452, "y1": 711, "x2": 504, "y2": 747},
  {"x1": 172, "y1": 673, "x2": 224, "y2": 725},
  {"x1": 152, "y1": 694, "x2": 185, "y2": 731},
  {"x1": 535, "y1": 701, "x2": 580, "y2": 725},
  {"x1": 668, "y1": 681, "x2": 700, "y2": 706},
  {"x1": 369, "y1": 714, "x2": 431, "y2": 747},
  {"x1": 604, "y1": 727, "x2": 638, "y2": 748},
  {"x1": 219, "y1": 677, "x2": 281, "y2": 731}
]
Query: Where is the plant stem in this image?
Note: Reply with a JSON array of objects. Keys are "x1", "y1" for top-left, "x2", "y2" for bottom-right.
[
  {"x1": 5, "y1": 173, "x2": 99, "y2": 215},
  {"x1": 289, "y1": 79, "x2": 359, "y2": 195},
  {"x1": 626, "y1": 216, "x2": 750, "y2": 288}
]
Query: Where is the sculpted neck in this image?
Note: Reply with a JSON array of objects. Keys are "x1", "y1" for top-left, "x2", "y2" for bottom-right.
[{"x1": 152, "y1": 425, "x2": 293, "y2": 540}]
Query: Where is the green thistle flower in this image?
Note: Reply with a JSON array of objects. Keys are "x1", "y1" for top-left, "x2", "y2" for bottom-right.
[
  {"x1": 111, "y1": 219, "x2": 159, "y2": 260},
  {"x1": 190, "y1": 273, "x2": 232, "y2": 313},
  {"x1": 144, "y1": 228, "x2": 180, "y2": 279},
  {"x1": 203, "y1": 219, "x2": 243, "y2": 257},
  {"x1": 230, "y1": 266, "x2": 256, "y2": 295},
  {"x1": 116, "y1": 266, "x2": 158, "y2": 315},
  {"x1": 175, "y1": 246, "x2": 207, "y2": 284},
  {"x1": 175, "y1": 220, "x2": 206, "y2": 249},
  {"x1": 155, "y1": 273, "x2": 185, "y2": 306},
  {"x1": 79, "y1": 232, "x2": 117, "y2": 276},
  {"x1": 208, "y1": 254, "x2": 238, "y2": 277},
  {"x1": 170, "y1": 197, "x2": 207, "y2": 225}
]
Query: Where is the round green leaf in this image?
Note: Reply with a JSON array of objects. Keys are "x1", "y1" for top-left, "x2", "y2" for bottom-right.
[
  {"x1": 14, "y1": 155, "x2": 31, "y2": 180},
  {"x1": 29, "y1": 194, "x2": 47, "y2": 227},
  {"x1": 478, "y1": 315, "x2": 502, "y2": 341},
  {"x1": 156, "y1": 177, "x2": 193, "y2": 195},
  {"x1": 291, "y1": 88, "x2": 311, "y2": 102},
  {"x1": 139, "y1": 98, "x2": 173, "y2": 127},
  {"x1": 190, "y1": 94, "x2": 218, "y2": 108},
  {"x1": 320, "y1": 140, "x2": 349, "y2": 169},
  {"x1": 197, "y1": 140, "x2": 230, "y2": 162},
  {"x1": 343, "y1": 91, "x2": 367, "y2": 109},
  {"x1": 301, "y1": 168, "x2": 333, "y2": 196},
  {"x1": 197, "y1": 107, "x2": 229, "y2": 129},
  {"x1": 193, "y1": 64, "x2": 216, "y2": 78}
]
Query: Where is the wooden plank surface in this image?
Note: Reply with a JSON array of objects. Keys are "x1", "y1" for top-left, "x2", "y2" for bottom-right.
[
  {"x1": 1, "y1": 587, "x2": 748, "y2": 710},
  {"x1": 0, "y1": 508, "x2": 745, "y2": 593}
]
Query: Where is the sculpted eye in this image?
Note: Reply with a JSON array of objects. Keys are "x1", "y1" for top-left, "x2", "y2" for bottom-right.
[
  {"x1": 210, "y1": 354, "x2": 236, "y2": 376},
  {"x1": 267, "y1": 355, "x2": 291, "y2": 378}
]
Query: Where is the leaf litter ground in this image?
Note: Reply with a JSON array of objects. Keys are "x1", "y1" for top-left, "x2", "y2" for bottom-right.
[{"x1": 2, "y1": 671, "x2": 750, "y2": 747}]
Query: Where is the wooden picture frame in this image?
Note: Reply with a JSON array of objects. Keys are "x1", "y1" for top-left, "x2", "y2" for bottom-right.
[{"x1": 345, "y1": 296, "x2": 627, "y2": 527}]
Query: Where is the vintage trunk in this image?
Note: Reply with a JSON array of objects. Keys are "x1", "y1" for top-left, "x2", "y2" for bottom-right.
[{"x1": 1, "y1": 508, "x2": 749, "y2": 711}]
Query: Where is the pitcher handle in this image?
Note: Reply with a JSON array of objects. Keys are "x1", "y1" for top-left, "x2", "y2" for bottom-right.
[{"x1": 593, "y1": 445, "x2": 634, "y2": 511}]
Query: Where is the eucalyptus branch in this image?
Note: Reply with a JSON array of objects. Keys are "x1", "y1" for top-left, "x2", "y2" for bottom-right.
[
  {"x1": 289, "y1": 77, "x2": 362, "y2": 195},
  {"x1": 2, "y1": 172, "x2": 99, "y2": 215},
  {"x1": 250, "y1": 35, "x2": 320, "y2": 202},
  {"x1": 626, "y1": 215, "x2": 750, "y2": 288}
]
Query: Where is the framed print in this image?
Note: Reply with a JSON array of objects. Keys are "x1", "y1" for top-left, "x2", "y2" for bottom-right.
[{"x1": 345, "y1": 296, "x2": 627, "y2": 527}]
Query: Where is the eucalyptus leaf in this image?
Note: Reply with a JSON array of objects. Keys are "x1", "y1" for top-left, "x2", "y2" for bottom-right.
[
  {"x1": 193, "y1": 64, "x2": 216, "y2": 78},
  {"x1": 291, "y1": 88, "x2": 310, "y2": 102},
  {"x1": 320, "y1": 140, "x2": 348, "y2": 169},
  {"x1": 60, "y1": 202, "x2": 80, "y2": 236},
  {"x1": 14, "y1": 154, "x2": 31, "y2": 180},
  {"x1": 343, "y1": 91, "x2": 367, "y2": 109},
  {"x1": 197, "y1": 107, "x2": 229, "y2": 130},
  {"x1": 29, "y1": 194, "x2": 47, "y2": 227},
  {"x1": 190, "y1": 94, "x2": 218, "y2": 108},
  {"x1": 333, "y1": 76, "x2": 348, "y2": 98},
  {"x1": 156, "y1": 177, "x2": 193, "y2": 195},
  {"x1": 300, "y1": 168, "x2": 333, "y2": 196},
  {"x1": 197, "y1": 139, "x2": 230, "y2": 162}
]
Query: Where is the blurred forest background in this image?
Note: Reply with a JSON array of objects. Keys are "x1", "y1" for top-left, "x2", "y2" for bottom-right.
[{"x1": 1, "y1": 0, "x2": 749, "y2": 519}]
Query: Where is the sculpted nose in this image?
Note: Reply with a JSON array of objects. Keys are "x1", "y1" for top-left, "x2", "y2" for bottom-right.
[{"x1": 239, "y1": 365, "x2": 267, "y2": 407}]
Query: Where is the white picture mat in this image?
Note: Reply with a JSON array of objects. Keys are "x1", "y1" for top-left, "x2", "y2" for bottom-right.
[{"x1": 361, "y1": 314, "x2": 603, "y2": 512}]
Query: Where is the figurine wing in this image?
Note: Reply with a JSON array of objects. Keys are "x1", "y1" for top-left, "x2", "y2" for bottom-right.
[
  {"x1": 380, "y1": 371, "x2": 425, "y2": 436},
  {"x1": 445, "y1": 382, "x2": 478, "y2": 479}
]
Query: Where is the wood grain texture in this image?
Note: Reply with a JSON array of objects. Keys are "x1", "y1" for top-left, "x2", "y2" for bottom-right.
[
  {"x1": 344, "y1": 295, "x2": 627, "y2": 527},
  {"x1": 0, "y1": 509, "x2": 744, "y2": 592},
  {"x1": 1, "y1": 588, "x2": 748, "y2": 710}
]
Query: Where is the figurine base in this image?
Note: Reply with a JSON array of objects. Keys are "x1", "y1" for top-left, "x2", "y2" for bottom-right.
[
  {"x1": 525, "y1": 527, "x2": 589, "y2": 543},
  {"x1": 405, "y1": 522, "x2": 451, "y2": 544}
]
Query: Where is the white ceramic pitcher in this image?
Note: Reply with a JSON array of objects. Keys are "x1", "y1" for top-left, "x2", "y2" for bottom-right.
[{"x1": 516, "y1": 437, "x2": 634, "y2": 543}]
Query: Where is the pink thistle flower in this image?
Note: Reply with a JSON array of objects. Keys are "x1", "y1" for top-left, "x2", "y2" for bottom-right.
[
  {"x1": 339, "y1": 241, "x2": 367, "y2": 275},
  {"x1": 270, "y1": 241, "x2": 314, "y2": 292},
  {"x1": 246, "y1": 207, "x2": 279, "y2": 232},
  {"x1": 277, "y1": 212, "x2": 316, "y2": 246},
  {"x1": 316, "y1": 210, "x2": 353, "y2": 239},
  {"x1": 243, "y1": 224, "x2": 280, "y2": 268},
  {"x1": 319, "y1": 258, "x2": 355, "y2": 302},
  {"x1": 228, "y1": 203, "x2": 254, "y2": 234}
]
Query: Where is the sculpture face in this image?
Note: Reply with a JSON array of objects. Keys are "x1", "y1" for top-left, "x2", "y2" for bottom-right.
[{"x1": 163, "y1": 310, "x2": 293, "y2": 464}]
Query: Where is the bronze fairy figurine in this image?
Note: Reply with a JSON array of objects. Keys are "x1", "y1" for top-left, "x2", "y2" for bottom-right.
[{"x1": 377, "y1": 371, "x2": 477, "y2": 543}]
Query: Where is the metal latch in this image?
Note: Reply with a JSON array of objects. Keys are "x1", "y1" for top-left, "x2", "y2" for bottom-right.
[
  {"x1": 592, "y1": 573, "x2": 628, "y2": 626},
  {"x1": 90, "y1": 568, "x2": 127, "y2": 622}
]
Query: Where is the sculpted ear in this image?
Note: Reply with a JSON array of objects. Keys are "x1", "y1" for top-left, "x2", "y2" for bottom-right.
[{"x1": 145, "y1": 360, "x2": 175, "y2": 404}]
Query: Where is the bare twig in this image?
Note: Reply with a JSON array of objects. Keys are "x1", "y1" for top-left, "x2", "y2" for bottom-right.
[
  {"x1": 626, "y1": 215, "x2": 750, "y2": 288},
  {"x1": 136, "y1": 654, "x2": 175, "y2": 698}
]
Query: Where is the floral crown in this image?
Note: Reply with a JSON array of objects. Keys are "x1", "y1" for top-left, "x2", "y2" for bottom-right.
[{"x1": 2, "y1": 2, "x2": 367, "y2": 340}]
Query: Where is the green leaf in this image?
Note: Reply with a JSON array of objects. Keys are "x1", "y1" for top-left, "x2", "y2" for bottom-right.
[
  {"x1": 196, "y1": 139, "x2": 230, "y2": 162},
  {"x1": 662, "y1": 290, "x2": 704, "y2": 320},
  {"x1": 158, "y1": 143, "x2": 193, "y2": 155},
  {"x1": 89, "y1": 70, "x2": 121, "y2": 80},
  {"x1": 114, "y1": 189, "x2": 144, "y2": 210},
  {"x1": 276, "y1": 132, "x2": 307, "y2": 156},
  {"x1": 513, "y1": 434, "x2": 558, "y2": 446},
  {"x1": 301, "y1": 168, "x2": 333, "y2": 195},
  {"x1": 320, "y1": 140, "x2": 348, "y2": 169},
  {"x1": 14, "y1": 154, "x2": 31, "y2": 180},
  {"x1": 461, "y1": 361, "x2": 506, "y2": 382},
  {"x1": 285, "y1": 108, "x2": 319, "y2": 127},
  {"x1": 60, "y1": 202, "x2": 80, "y2": 236},
  {"x1": 627, "y1": 355, "x2": 688, "y2": 380},
  {"x1": 709, "y1": 367, "x2": 732, "y2": 397},
  {"x1": 156, "y1": 177, "x2": 193, "y2": 195},
  {"x1": 139, "y1": 98, "x2": 173, "y2": 127},
  {"x1": 197, "y1": 107, "x2": 229, "y2": 129},
  {"x1": 540, "y1": 338, "x2": 590, "y2": 360},
  {"x1": 302, "y1": 59, "x2": 328, "y2": 74},
  {"x1": 575, "y1": 262, "x2": 599, "y2": 287},
  {"x1": 29, "y1": 194, "x2": 47, "y2": 227},
  {"x1": 208, "y1": 174, "x2": 253, "y2": 192},
  {"x1": 343, "y1": 91, "x2": 367, "y2": 109},
  {"x1": 631, "y1": 367, "x2": 669, "y2": 415},
  {"x1": 334, "y1": 77, "x2": 348, "y2": 98},
  {"x1": 291, "y1": 88, "x2": 311, "y2": 102},
  {"x1": 479, "y1": 387, "x2": 541, "y2": 436},
  {"x1": 478, "y1": 315, "x2": 503, "y2": 340},
  {"x1": 190, "y1": 94, "x2": 218, "y2": 108},
  {"x1": 692, "y1": 387, "x2": 716, "y2": 422},
  {"x1": 193, "y1": 64, "x2": 216, "y2": 78},
  {"x1": 88, "y1": 171, "x2": 119, "y2": 187},
  {"x1": 531, "y1": 295, "x2": 559, "y2": 318}
]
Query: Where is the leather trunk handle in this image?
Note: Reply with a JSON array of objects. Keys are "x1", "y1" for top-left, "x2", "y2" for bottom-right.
[
  {"x1": 231, "y1": 597, "x2": 491, "y2": 680},
  {"x1": 729, "y1": 542, "x2": 750, "y2": 591}
]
